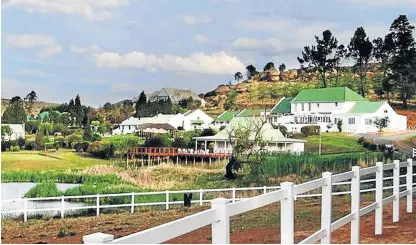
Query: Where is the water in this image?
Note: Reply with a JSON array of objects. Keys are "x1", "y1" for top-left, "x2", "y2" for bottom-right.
[{"x1": 1, "y1": 183, "x2": 87, "y2": 219}]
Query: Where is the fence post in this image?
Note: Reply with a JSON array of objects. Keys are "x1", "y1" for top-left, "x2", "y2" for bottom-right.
[
  {"x1": 96, "y1": 194, "x2": 100, "y2": 216},
  {"x1": 375, "y1": 162, "x2": 383, "y2": 235},
  {"x1": 406, "y1": 158, "x2": 413, "y2": 214},
  {"x1": 131, "y1": 192, "x2": 135, "y2": 214},
  {"x1": 393, "y1": 160, "x2": 400, "y2": 222},
  {"x1": 211, "y1": 198, "x2": 230, "y2": 244},
  {"x1": 280, "y1": 182, "x2": 294, "y2": 244},
  {"x1": 83, "y1": 232, "x2": 114, "y2": 244},
  {"x1": 232, "y1": 187, "x2": 236, "y2": 203},
  {"x1": 61, "y1": 196, "x2": 65, "y2": 219},
  {"x1": 200, "y1": 189, "x2": 203, "y2": 206},
  {"x1": 23, "y1": 197, "x2": 28, "y2": 222},
  {"x1": 166, "y1": 191, "x2": 170, "y2": 210},
  {"x1": 321, "y1": 172, "x2": 332, "y2": 244},
  {"x1": 263, "y1": 186, "x2": 267, "y2": 195},
  {"x1": 351, "y1": 166, "x2": 360, "y2": 244}
]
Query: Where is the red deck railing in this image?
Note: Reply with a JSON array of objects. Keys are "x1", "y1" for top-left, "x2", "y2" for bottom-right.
[{"x1": 128, "y1": 147, "x2": 231, "y2": 158}]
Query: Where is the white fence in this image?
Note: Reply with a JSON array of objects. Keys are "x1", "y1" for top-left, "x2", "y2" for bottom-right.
[
  {"x1": 83, "y1": 159, "x2": 416, "y2": 244},
  {"x1": 2, "y1": 159, "x2": 416, "y2": 223}
]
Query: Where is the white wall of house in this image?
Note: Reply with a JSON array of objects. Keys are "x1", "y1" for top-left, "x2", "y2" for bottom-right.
[
  {"x1": 2, "y1": 124, "x2": 25, "y2": 141},
  {"x1": 183, "y1": 109, "x2": 214, "y2": 131},
  {"x1": 292, "y1": 102, "x2": 356, "y2": 114},
  {"x1": 213, "y1": 141, "x2": 233, "y2": 153}
]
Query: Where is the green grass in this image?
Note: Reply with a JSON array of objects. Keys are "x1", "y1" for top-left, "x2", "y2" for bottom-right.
[
  {"x1": 1, "y1": 150, "x2": 111, "y2": 171},
  {"x1": 296, "y1": 132, "x2": 367, "y2": 154}
]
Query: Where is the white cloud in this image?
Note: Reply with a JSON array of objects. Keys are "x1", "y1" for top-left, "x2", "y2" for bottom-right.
[
  {"x1": 234, "y1": 19, "x2": 290, "y2": 32},
  {"x1": 70, "y1": 44, "x2": 102, "y2": 54},
  {"x1": 232, "y1": 37, "x2": 301, "y2": 55},
  {"x1": 194, "y1": 34, "x2": 209, "y2": 43},
  {"x1": 3, "y1": 0, "x2": 130, "y2": 21},
  {"x1": 182, "y1": 15, "x2": 214, "y2": 25},
  {"x1": 95, "y1": 51, "x2": 245, "y2": 75},
  {"x1": 4, "y1": 34, "x2": 62, "y2": 58}
]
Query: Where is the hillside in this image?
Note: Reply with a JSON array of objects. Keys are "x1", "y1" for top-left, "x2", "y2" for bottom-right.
[
  {"x1": 202, "y1": 65, "x2": 382, "y2": 115},
  {"x1": 1, "y1": 99, "x2": 58, "y2": 115}
]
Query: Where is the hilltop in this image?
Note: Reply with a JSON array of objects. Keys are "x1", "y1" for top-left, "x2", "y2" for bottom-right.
[
  {"x1": 202, "y1": 65, "x2": 382, "y2": 116},
  {"x1": 1, "y1": 99, "x2": 58, "y2": 115}
]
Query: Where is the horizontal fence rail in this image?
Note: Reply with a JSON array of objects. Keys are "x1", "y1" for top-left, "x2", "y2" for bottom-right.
[
  {"x1": 2, "y1": 160, "x2": 416, "y2": 223},
  {"x1": 82, "y1": 159, "x2": 416, "y2": 244}
]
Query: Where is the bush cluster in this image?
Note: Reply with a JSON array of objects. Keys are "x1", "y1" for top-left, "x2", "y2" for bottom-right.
[
  {"x1": 357, "y1": 137, "x2": 377, "y2": 151},
  {"x1": 300, "y1": 125, "x2": 320, "y2": 137}
]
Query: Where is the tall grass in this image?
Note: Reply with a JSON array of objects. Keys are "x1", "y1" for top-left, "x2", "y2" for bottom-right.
[
  {"x1": 2, "y1": 171, "x2": 124, "y2": 184},
  {"x1": 25, "y1": 182, "x2": 63, "y2": 198},
  {"x1": 261, "y1": 152, "x2": 384, "y2": 178}
]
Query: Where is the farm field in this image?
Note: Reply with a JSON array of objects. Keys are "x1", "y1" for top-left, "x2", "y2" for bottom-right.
[
  {"x1": 2, "y1": 197, "x2": 415, "y2": 244},
  {"x1": 1, "y1": 150, "x2": 112, "y2": 171}
]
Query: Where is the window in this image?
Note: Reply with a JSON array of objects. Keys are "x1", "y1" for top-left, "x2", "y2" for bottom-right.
[
  {"x1": 301, "y1": 103, "x2": 304, "y2": 111},
  {"x1": 365, "y1": 118, "x2": 373, "y2": 125},
  {"x1": 308, "y1": 103, "x2": 311, "y2": 111},
  {"x1": 128, "y1": 125, "x2": 131, "y2": 130},
  {"x1": 335, "y1": 102, "x2": 338, "y2": 107},
  {"x1": 384, "y1": 109, "x2": 388, "y2": 113},
  {"x1": 348, "y1": 118, "x2": 355, "y2": 124},
  {"x1": 317, "y1": 103, "x2": 320, "y2": 108}
]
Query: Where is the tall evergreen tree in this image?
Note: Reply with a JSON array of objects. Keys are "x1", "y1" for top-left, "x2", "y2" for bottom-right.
[
  {"x1": 74, "y1": 94, "x2": 84, "y2": 126},
  {"x1": 24, "y1": 90, "x2": 37, "y2": 114},
  {"x1": 347, "y1": 27, "x2": 374, "y2": 97},
  {"x1": 135, "y1": 91, "x2": 147, "y2": 118},
  {"x1": 2, "y1": 97, "x2": 26, "y2": 124},
  {"x1": 373, "y1": 33, "x2": 396, "y2": 102}
]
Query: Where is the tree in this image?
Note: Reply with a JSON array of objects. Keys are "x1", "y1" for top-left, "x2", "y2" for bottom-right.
[
  {"x1": 224, "y1": 117, "x2": 268, "y2": 179},
  {"x1": 135, "y1": 91, "x2": 147, "y2": 118},
  {"x1": 297, "y1": 30, "x2": 346, "y2": 88},
  {"x1": 278, "y1": 63, "x2": 286, "y2": 81},
  {"x1": 2, "y1": 97, "x2": 26, "y2": 124},
  {"x1": 74, "y1": 94, "x2": 84, "y2": 126},
  {"x1": 39, "y1": 123, "x2": 54, "y2": 136},
  {"x1": 234, "y1": 72, "x2": 243, "y2": 83},
  {"x1": 263, "y1": 62, "x2": 275, "y2": 71},
  {"x1": 337, "y1": 120, "x2": 343, "y2": 132},
  {"x1": 388, "y1": 15, "x2": 416, "y2": 107},
  {"x1": 347, "y1": 27, "x2": 374, "y2": 97},
  {"x1": 373, "y1": 34, "x2": 396, "y2": 102},
  {"x1": 121, "y1": 100, "x2": 134, "y2": 120},
  {"x1": 246, "y1": 65, "x2": 258, "y2": 79},
  {"x1": 373, "y1": 117, "x2": 390, "y2": 132},
  {"x1": 24, "y1": 90, "x2": 37, "y2": 114},
  {"x1": 1, "y1": 125, "x2": 13, "y2": 141}
]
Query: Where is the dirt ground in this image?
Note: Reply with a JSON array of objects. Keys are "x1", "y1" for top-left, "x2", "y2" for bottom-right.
[{"x1": 2, "y1": 198, "x2": 416, "y2": 244}]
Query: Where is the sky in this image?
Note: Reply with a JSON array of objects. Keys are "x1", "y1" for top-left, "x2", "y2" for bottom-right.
[{"x1": 2, "y1": 0, "x2": 416, "y2": 107}]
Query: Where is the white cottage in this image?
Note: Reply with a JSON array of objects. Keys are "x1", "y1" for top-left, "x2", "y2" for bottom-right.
[
  {"x1": 183, "y1": 109, "x2": 214, "y2": 131},
  {"x1": 193, "y1": 117, "x2": 306, "y2": 154},
  {"x1": 270, "y1": 87, "x2": 407, "y2": 134},
  {"x1": 1, "y1": 124, "x2": 25, "y2": 141}
]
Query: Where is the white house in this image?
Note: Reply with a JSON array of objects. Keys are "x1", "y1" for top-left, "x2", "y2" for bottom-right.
[
  {"x1": 183, "y1": 109, "x2": 214, "y2": 130},
  {"x1": 269, "y1": 87, "x2": 407, "y2": 134},
  {"x1": 112, "y1": 117, "x2": 152, "y2": 135},
  {"x1": 1, "y1": 124, "x2": 25, "y2": 141},
  {"x1": 147, "y1": 88, "x2": 206, "y2": 107},
  {"x1": 193, "y1": 117, "x2": 306, "y2": 154}
]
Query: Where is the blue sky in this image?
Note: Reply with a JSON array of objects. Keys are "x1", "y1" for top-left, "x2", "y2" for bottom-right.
[{"x1": 2, "y1": 0, "x2": 415, "y2": 107}]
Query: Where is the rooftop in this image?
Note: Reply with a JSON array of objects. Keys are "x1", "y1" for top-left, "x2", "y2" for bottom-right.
[
  {"x1": 270, "y1": 97, "x2": 292, "y2": 114},
  {"x1": 292, "y1": 87, "x2": 367, "y2": 103},
  {"x1": 348, "y1": 101, "x2": 385, "y2": 113}
]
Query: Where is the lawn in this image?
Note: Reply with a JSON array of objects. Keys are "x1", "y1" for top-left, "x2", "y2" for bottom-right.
[
  {"x1": 1, "y1": 150, "x2": 112, "y2": 172},
  {"x1": 295, "y1": 132, "x2": 367, "y2": 154}
]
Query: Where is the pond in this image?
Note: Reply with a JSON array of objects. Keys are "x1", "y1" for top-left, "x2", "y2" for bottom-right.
[{"x1": 1, "y1": 183, "x2": 87, "y2": 219}]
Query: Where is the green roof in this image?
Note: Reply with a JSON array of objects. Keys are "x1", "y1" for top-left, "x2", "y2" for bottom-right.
[
  {"x1": 292, "y1": 87, "x2": 367, "y2": 103},
  {"x1": 270, "y1": 97, "x2": 292, "y2": 114},
  {"x1": 348, "y1": 101, "x2": 385, "y2": 113},
  {"x1": 236, "y1": 109, "x2": 265, "y2": 117},
  {"x1": 190, "y1": 119, "x2": 204, "y2": 124},
  {"x1": 215, "y1": 111, "x2": 237, "y2": 122}
]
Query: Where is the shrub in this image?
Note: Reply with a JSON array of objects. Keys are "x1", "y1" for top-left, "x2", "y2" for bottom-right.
[
  {"x1": 300, "y1": 125, "x2": 320, "y2": 137},
  {"x1": 45, "y1": 142, "x2": 55, "y2": 149},
  {"x1": 362, "y1": 141, "x2": 370, "y2": 148},
  {"x1": 144, "y1": 134, "x2": 171, "y2": 147},
  {"x1": 1, "y1": 141, "x2": 11, "y2": 151},
  {"x1": 25, "y1": 141, "x2": 36, "y2": 150},
  {"x1": 368, "y1": 143, "x2": 377, "y2": 151},
  {"x1": 378, "y1": 144, "x2": 386, "y2": 152},
  {"x1": 91, "y1": 133, "x2": 102, "y2": 142},
  {"x1": 25, "y1": 182, "x2": 63, "y2": 198},
  {"x1": 88, "y1": 141, "x2": 114, "y2": 159},
  {"x1": 10, "y1": 145, "x2": 20, "y2": 152},
  {"x1": 17, "y1": 137, "x2": 26, "y2": 148},
  {"x1": 54, "y1": 136, "x2": 66, "y2": 148},
  {"x1": 201, "y1": 128, "x2": 216, "y2": 137},
  {"x1": 337, "y1": 120, "x2": 343, "y2": 132},
  {"x1": 74, "y1": 142, "x2": 90, "y2": 152},
  {"x1": 172, "y1": 137, "x2": 187, "y2": 148},
  {"x1": 357, "y1": 137, "x2": 365, "y2": 144}
]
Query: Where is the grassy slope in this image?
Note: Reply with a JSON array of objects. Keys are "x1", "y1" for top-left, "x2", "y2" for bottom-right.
[
  {"x1": 295, "y1": 132, "x2": 367, "y2": 154},
  {"x1": 1, "y1": 150, "x2": 111, "y2": 171}
]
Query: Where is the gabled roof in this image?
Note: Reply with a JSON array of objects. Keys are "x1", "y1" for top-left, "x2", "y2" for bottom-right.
[
  {"x1": 215, "y1": 111, "x2": 237, "y2": 122},
  {"x1": 270, "y1": 97, "x2": 292, "y2": 114},
  {"x1": 183, "y1": 110, "x2": 192, "y2": 116},
  {"x1": 236, "y1": 108, "x2": 265, "y2": 117},
  {"x1": 348, "y1": 101, "x2": 385, "y2": 114},
  {"x1": 291, "y1": 87, "x2": 367, "y2": 103}
]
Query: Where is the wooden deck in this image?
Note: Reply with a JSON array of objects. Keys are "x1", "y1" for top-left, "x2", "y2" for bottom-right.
[{"x1": 128, "y1": 147, "x2": 231, "y2": 159}]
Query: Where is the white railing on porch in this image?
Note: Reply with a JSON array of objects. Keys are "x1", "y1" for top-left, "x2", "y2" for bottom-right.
[{"x1": 83, "y1": 159, "x2": 416, "y2": 244}]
